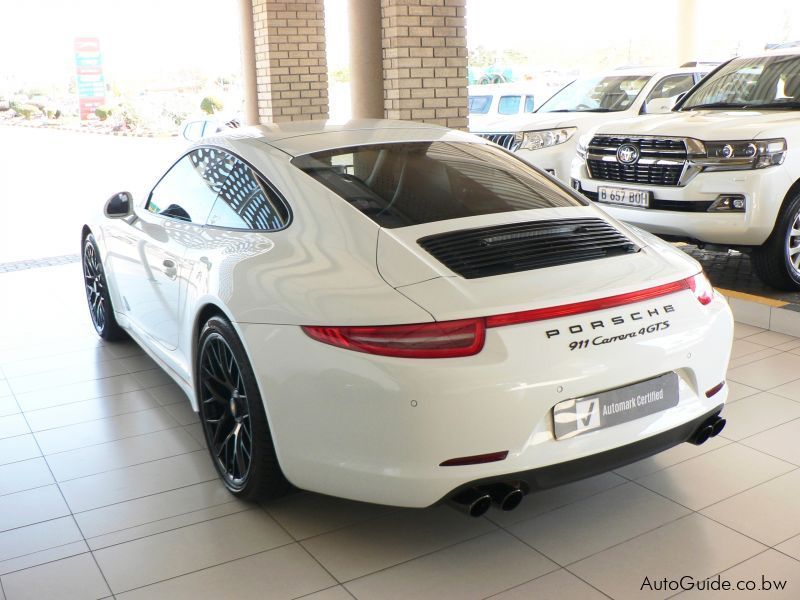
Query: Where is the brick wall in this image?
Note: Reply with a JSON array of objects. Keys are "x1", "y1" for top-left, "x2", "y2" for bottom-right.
[
  {"x1": 251, "y1": 0, "x2": 329, "y2": 122},
  {"x1": 381, "y1": 0, "x2": 468, "y2": 129}
]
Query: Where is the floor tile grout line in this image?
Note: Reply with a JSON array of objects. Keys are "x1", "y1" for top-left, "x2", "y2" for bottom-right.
[
  {"x1": 68, "y1": 475, "x2": 220, "y2": 516},
  {"x1": 33, "y1": 417, "x2": 191, "y2": 459},
  {"x1": 258, "y1": 502, "x2": 345, "y2": 588},
  {"x1": 328, "y1": 527, "x2": 503, "y2": 587},
  {"x1": 12, "y1": 401, "x2": 117, "y2": 598},
  {"x1": 98, "y1": 536, "x2": 300, "y2": 596},
  {"x1": 662, "y1": 547, "x2": 778, "y2": 600},
  {"x1": 85, "y1": 501, "x2": 252, "y2": 552},
  {"x1": 485, "y1": 520, "x2": 613, "y2": 600},
  {"x1": 23, "y1": 396, "x2": 188, "y2": 436},
  {"x1": 262, "y1": 499, "x2": 401, "y2": 545},
  {"x1": 17, "y1": 383, "x2": 160, "y2": 417},
  {"x1": 46, "y1": 446, "x2": 208, "y2": 486},
  {"x1": 484, "y1": 477, "x2": 630, "y2": 529},
  {"x1": 628, "y1": 458, "x2": 788, "y2": 516},
  {"x1": 0, "y1": 539, "x2": 88, "y2": 573},
  {"x1": 291, "y1": 583, "x2": 357, "y2": 600},
  {"x1": 729, "y1": 414, "x2": 800, "y2": 445}
]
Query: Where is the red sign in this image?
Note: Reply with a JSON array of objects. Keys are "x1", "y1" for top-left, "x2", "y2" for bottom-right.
[{"x1": 74, "y1": 37, "x2": 106, "y2": 120}]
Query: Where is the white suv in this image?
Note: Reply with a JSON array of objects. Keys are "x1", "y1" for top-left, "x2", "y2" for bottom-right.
[
  {"x1": 571, "y1": 50, "x2": 800, "y2": 289},
  {"x1": 474, "y1": 67, "x2": 710, "y2": 182}
]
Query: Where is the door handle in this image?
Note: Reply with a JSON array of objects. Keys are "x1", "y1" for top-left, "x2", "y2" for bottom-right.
[{"x1": 162, "y1": 259, "x2": 177, "y2": 280}]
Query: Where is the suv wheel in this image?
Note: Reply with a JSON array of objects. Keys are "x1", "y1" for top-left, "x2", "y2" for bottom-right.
[{"x1": 752, "y1": 193, "x2": 800, "y2": 290}]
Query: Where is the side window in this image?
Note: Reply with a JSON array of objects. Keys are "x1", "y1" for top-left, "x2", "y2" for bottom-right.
[
  {"x1": 468, "y1": 95, "x2": 492, "y2": 114},
  {"x1": 206, "y1": 156, "x2": 290, "y2": 231},
  {"x1": 146, "y1": 148, "x2": 230, "y2": 223},
  {"x1": 646, "y1": 74, "x2": 696, "y2": 103},
  {"x1": 498, "y1": 95, "x2": 521, "y2": 115},
  {"x1": 524, "y1": 95, "x2": 535, "y2": 113}
]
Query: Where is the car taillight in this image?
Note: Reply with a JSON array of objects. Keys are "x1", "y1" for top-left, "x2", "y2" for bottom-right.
[
  {"x1": 303, "y1": 273, "x2": 711, "y2": 358},
  {"x1": 687, "y1": 272, "x2": 714, "y2": 305},
  {"x1": 301, "y1": 318, "x2": 486, "y2": 358}
]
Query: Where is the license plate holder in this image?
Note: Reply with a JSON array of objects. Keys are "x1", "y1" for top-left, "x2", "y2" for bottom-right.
[
  {"x1": 553, "y1": 373, "x2": 679, "y2": 440},
  {"x1": 597, "y1": 185, "x2": 650, "y2": 208}
]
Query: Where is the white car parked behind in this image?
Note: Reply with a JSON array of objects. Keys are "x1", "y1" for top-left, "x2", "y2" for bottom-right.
[{"x1": 475, "y1": 66, "x2": 711, "y2": 182}]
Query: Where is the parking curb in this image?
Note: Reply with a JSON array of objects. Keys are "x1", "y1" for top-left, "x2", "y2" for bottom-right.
[{"x1": 718, "y1": 288, "x2": 800, "y2": 337}]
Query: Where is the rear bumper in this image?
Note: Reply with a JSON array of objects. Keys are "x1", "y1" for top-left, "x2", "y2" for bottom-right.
[
  {"x1": 441, "y1": 403, "x2": 723, "y2": 503},
  {"x1": 236, "y1": 289, "x2": 732, "y2": 508}
]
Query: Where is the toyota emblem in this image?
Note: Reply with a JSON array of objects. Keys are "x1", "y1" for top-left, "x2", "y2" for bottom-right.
[{"x1": 617, "y1": 144, "x2": 640, "y2": 165}]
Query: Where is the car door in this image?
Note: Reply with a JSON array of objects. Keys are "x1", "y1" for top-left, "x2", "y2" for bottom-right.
[{"x1": 105, "y1": 149, "x2": 226, "y2": 351}]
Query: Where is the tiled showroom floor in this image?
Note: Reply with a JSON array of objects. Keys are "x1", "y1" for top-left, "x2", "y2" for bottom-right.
[{"x1": 1, "y1": 263, "x2": 800, "y2": 599}]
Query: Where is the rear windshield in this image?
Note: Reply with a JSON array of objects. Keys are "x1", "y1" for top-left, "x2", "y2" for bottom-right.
[{"x1": 291, "y1": 141, "x2": 584, "y2": 228}]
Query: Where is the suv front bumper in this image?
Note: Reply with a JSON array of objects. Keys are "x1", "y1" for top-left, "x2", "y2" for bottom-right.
[{"x1": 570, "y1": 157, "x2": 793, "y2": 247}]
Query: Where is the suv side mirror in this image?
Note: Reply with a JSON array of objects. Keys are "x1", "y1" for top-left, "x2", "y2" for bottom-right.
[
  {"x1": 643, "y1": 97, "x2": 677, "y2": 114},
  {"x1": 104, "y1": 191, "x2": 133, "y2": 218}
]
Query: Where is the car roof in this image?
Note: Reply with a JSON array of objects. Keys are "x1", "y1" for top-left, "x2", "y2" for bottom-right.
[
  {"x1": 467, "y1": 83, "x2": 539, "y2": 94},
  {"x1": 593, "y1": 66, "x2": 709, "y2": 78},
  {"x1": 202, "y1": 119, "x2": 483, "y2": 157}
]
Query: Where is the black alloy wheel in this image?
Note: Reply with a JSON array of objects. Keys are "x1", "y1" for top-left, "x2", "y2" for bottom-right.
[
  {"x1": 199, "y1": 333, "x2": 253, "y2": 489},
  {"x1": 82, "y1": 234, "x2": 126, "y2": 341},
  {"x1": 197, "y1": 317, "x2": 289, "y2": 501}
]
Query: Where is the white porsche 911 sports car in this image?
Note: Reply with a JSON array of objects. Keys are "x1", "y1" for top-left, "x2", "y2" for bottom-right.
[{"x1": 82, "y1": 120, "x2": 733, "y2": 516}]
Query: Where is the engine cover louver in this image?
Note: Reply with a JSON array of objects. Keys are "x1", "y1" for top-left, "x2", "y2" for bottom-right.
[{"x1": 417, "y1": 218, "x2": 639, "y2": 279}]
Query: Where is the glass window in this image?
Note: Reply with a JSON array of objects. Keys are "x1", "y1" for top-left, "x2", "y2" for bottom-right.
[
  {"x1": 646, "y1": 74, "x2": 696, "y2": 103},
  {"x1": 291, "y1": 141, "x2": 583, "y2": 229},
  {"x1": 206, "y1": 156, "x2": 290, "y2": 230},
  {"x1": 498, "y1": 95, "x2": 521, "y2": 115},
  {"x1": 524, "y1": 95, "x2": 536, "y2": 112},
  {"x1": 681, "y1": 55, "x2": 800, "y2": 109},
  {"x1": 468, "y1": 95, "x2": 492, "y2": 114},
  {"x1": 146, "y1": 148, "x2": 228, "y2": 223},
  {"x1": 538, "y1": 74, "x2": 651, "y2": 113}
]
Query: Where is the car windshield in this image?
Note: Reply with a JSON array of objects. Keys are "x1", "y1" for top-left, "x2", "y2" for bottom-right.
[
  {"x1": 291, "y1": 141, "x2": 584, "y2": 228},
  {"x1": 537, "y1": 74, "x2": 651, "y2": 113},
  {"x1": 681, "y1": 54, "x2": 800, "y2": 110}
]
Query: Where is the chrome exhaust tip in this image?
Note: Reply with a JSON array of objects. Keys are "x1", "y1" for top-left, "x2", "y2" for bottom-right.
[
  {"x1": 448, "y1": 488, "x2": 492, "y2": 517},
  {"x1": 481, "y1": 483, "x2": 524, "y2": 511}
]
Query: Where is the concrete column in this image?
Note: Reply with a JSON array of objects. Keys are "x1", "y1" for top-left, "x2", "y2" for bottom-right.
[
  {"x1": 251, "y1": 0, "x2": 329, "y2": 123},
  {"x1": 348, "y1": 0, "x2": 384, "y2": 119},
  {"x1": 240, "y1": 0, "x2": 260, "y2": 125},
  {"x1": 381, "y1": 0, "x2": 468, "y2": 129},
  {"x1": 676, "y1": 0, "x2": 697, "y2": 66}
]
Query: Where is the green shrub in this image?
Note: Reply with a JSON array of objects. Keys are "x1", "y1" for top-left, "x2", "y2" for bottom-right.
[
  {"x1": 95, "y1": 105, "x2": 113, "y2": 121},
  {"x1": 14, "y1": 104, "x2": 40, "y2": 119},
  {"x1": 200, "y1": 96, "x2": 223, "y2": 115}
]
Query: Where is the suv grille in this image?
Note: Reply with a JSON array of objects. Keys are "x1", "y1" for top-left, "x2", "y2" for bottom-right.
[
  {"x1": 587, "y1": 136, "x2": 687, "y2": 186},
  {"x1": 418, "y1": 218, "x2": 639, "y2": 279},
  {"x1": 476, "y1": 133, "x2": 519, "y2": 151}
]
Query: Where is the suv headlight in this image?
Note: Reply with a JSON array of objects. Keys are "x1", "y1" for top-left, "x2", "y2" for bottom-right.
[
  {"x1": 575, "y1": 133, "x2": 592, "y2": 159},
  {"x1": 692, "y1": 139, "x2": 786, "y2": 171},
  {"x1": 520, "y1": 127, "x2": 577, "y2": 151}
]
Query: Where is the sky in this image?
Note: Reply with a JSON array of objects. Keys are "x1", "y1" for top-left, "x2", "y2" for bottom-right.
[{"x1": 2, "y1": 0, "x2": 800, "y2": 92}]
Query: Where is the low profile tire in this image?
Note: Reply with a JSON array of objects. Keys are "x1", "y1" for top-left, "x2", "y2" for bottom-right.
[
  {"x1": 197, "y1": 317, "x2": 289, "y2": 502},
  {"x1": 752, "y1": 193, "x2": 800, "y2": 290},
  {"x1": 82, "y1": 233, "x2": 127, "y2": 341}
]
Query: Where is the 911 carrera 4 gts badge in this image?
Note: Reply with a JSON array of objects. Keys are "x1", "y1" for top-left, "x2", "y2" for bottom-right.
[
  {"x1": 544, "y1": 303, "x2": 676, "y2": 350},
  {"x1": 553, "y1": 372, "x2": 679, "y2": 439}
]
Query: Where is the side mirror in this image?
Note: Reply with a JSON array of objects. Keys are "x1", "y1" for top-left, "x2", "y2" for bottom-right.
[
  {"x1": 643, "y1": 97, "x2": 677, "y2": 114},
  {"x1": 181, "y1": 119, "x2": 219, "y2": 142},
  {"x1": 104, "y1": 192, "x2": 133, "y2": 219}
]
